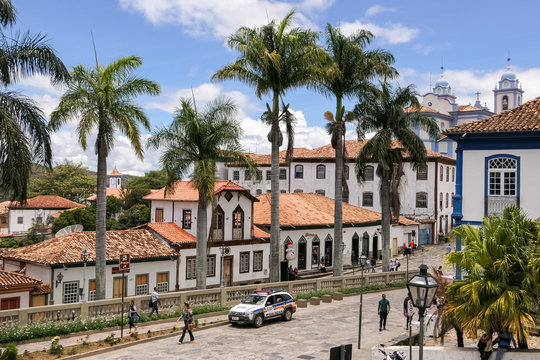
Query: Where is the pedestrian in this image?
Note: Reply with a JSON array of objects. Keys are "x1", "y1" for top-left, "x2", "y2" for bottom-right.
[
  {"x1": 403, "y1": 295, "x2": 414, "y2": 330},
  {"x1": 494, "y1": 329, "x2": 516, "y2": 360},
  {"x1": 176, "y1": 302, "x2": 195, "y2": 344},
  {"x1": 288, "y1": 265, "x2": 294, "y2": 281},
  {"x1": 149, "y1": 287, "x2": 159, "y2": 316},
  {"x1": 365, "y1": 258, "x2": 371, "y2": 272},
  {"x1": 446, "y1": 243, "x2": 452, "y2": 253},
  {"x1": 371, "y1": 257, "x2": 376, "y2": 272},
  {"x1": 378, "y1": 293, "x2": 390, "y2": 331},
  {"x1": 437, "y1": 266, "x2": 443, "y2": 276},
  {"x1": 409, "y1": 240, "x2": 415, "y2": 256},
  {"x1": 402, "y1": 243, "x2": 407, "y2": 253},
  {"x1": 390, "y1": 259, "x2": 395, "y2": 271},
  {"x1": 438, "y1": 230, "x2": 444, "y2": 243},
  {"x1": 128, "y1": 300, "x2": 138, "y2": 333},
  {"x1": 477, "y1": 330, "x2": 494, "y2": 360},
  {"x1": 395, "y1": 258, "x2": 401, "y2": 271},
  {"x1": 293, "y1": 267, "x2": 298, "y2": 279}
]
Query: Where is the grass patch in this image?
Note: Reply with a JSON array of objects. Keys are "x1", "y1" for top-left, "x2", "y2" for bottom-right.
[
  {"x1": 295, "y1": 290, "x2": 334, "y2": 300},
  {"x1": 330, "y1": 281, "x2": 407, "y2": 296}
]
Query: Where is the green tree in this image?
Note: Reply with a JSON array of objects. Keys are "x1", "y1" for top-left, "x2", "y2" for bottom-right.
[
  {"x1": 51, "y1": 208, "x2": 95, "y2": 234},
  {"x1": 354, "y1": 82, "x2": 439, "y2": 271},
  {"x1": 28, "y1": 160, "x2": 96, "y2": 202},
  {"x1": 105, "y1": 195, "x2": 123, "y2": 218},
  {"x1": 122, "y1": 170, "x2": 167, "y2": 209},
  {"x1": 49, "y1": 55, "x2": 160, "y2": 300},
  {"x1": 0, "y1": 0, "x2": 69, "y2": 203},
  {"x1": 446, "y1": 207, "x2": 539, "y2": 348},
  {"x1": 115, "y1": 203, "x2": 150, "y2": 230},
  {"x1": 148, "y1": 97, "x2": 254, "y2": 289},
  {"x1": 212, "y1": 9, "x2": 326, "y2": 281},
  {"x1": 317, "y1": 24, "x2": 396, "y2": 276}
]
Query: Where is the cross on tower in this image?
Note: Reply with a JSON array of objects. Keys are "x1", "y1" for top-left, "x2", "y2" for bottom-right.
[{"x1": 475, "y1": 91, "x2": 481, "y2": 100}]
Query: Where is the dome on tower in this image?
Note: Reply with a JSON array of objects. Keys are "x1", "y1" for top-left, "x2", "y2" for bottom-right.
[
  {"x1": 501, "y1": 70, "x2": 516, "y2": 81},
  {"x1": 434, "y1": 78, "x2": 449, "y2": 88}
]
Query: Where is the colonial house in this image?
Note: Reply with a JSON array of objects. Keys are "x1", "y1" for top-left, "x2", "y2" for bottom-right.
[
  {"x1": 219, "y1": 140, "x2": 454, "y2": 245},
  {"x1": 0, "y1": 270, "x2": 47, "y2": 309},
  {"x1": 142, "y1": 181, "x2": 271, "y2": 287},
  {"x1": 253, "y1": 192, "x2": 419, "y2": 271},
  {"x1": 0, "y1": 229, "x2": 177, "y2": 304},
  {"x1": 7, "y1": 196, "x2": 85, "y2": 235}
]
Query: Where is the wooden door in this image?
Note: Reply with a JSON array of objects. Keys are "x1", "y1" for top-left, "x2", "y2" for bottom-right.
[
  {"x1": 113, "y1": 277, "x2": 126, "y2": 298},
  {"x1": 224, "y1": 256, "x2": 233, "y2": 287},
  {"x1": 155, "y1": 208, "x2": 164, "y2": 222},
  {"x1": 392, "y1": 237, "x2": 398, "y2": 257},
  {"x1": 1, "y1": 297, "x2": 20, "y2": 310},
  {"x1": 298, "y1": 241, "x2": 306, "y2": 270},
  {"x1": 32, "y1": 294, "x2": 46, "y2": 307}
]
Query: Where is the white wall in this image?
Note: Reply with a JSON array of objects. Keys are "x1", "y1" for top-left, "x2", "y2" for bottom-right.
[
  {"x1": 0, "y1": 290, "x2": 30, "y2": 308},
  {"x1": 8, "y1": 208, "x2": 60, "y2": 233}
]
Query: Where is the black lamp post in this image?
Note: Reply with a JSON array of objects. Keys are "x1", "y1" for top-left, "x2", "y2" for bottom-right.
[
  {"x1": 357, "y1": 255, "x2": 367, "y2": 349},
  {"x1": 407, "y1": 264, "x2": 438, "y2": 360},
  {"x1": 81, "y1": 249, "x2": 89, "y2": 303}
]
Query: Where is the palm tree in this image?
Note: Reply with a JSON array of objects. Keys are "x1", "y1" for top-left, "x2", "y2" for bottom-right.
[
  {"x1": 148, "y1": 97, "x2": 255, "y2": 289},
  {"x1": 317, "y1": 24, "x2": 396, "y2": 276},
  {"x1": 212, "y1": 9, "x2": 327, "y2": 282},
  {"x1": 49, "y1": 56, "x2": 160, "y2": 300},
  {"x1": 354, "y1": 82, "x2": 439, "y2": 271},
  {"x1": 0, "y1": 0, "x2": 69, "y2": 203},
  {"x1": 445, "y1": 207, "x2": 539, "y2": 348}
]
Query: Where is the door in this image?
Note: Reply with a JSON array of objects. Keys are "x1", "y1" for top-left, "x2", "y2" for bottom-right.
[
  {"x1": 113, "y1": 277, "x2": 127, "y2": 299},
  {"x1": 372, "y1": 234, "x2": 378, "y2": 259},
  {"x1": 352, "y1": 234, "x2": 359, "y2": 264},
  {"x1": 155, "y1": 208, "x2": 164, "y2": 222},
  {"x1": 324, "y1": 238, "x2": 332, "y2": 266},
  {"x1": 223, "y1": 256, "x2": 233, "y2": 287},
  {"x1": 392, "y1": 237, "x2": 398, "y2": 257},
  {"x1": 298, "y1": 241, "x2": 306, "y2": 270},
  {"x1": 362, "y1": 233, "x2": 369, "y2": 257},
  {"x1": 264, "y1": 295, "x2": 277, "y2": 318},
  {"x1": 311, "y1": 240, "x2": 320, "y2": 269},
  {"x1": 32, "y1": 294, "x2": 46, "y2": 307},
  {"x1": 0, "y1": 297, "x2": 20, "y2": 310}
]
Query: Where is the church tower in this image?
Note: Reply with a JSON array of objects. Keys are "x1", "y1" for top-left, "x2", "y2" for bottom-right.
[
  {"x1": 109, "y1": 167, "x2": 122, "y2": 189},
  {"x1": 493, "y1": 58, "x2": 523, "y2": 114}
]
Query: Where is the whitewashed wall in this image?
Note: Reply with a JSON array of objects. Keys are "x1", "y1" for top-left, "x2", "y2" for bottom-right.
[
  {"x1": 0, "y1": 290, "x2": 30, "y2": 308},
  {"x1": 8, "y1": 208, "x2": 61, "y2": 233}
]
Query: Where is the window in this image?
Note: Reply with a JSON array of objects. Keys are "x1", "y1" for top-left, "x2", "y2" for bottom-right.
[
  {"x1": 362, "y1": 192, "x2": 373, "y2": 207},
  {"x1": 440, "y1": 192, "x2": 443, "y2": 210},
  {"x1": 502, "y1": 95, "x2": 509, "y2": 111},
  {"x1": 280, "y1": 189, "x2": 286, "y2": 193},
  {"x1": 156, "y1": 272, "x2": 169, "y2": 293},
  {"x1": 316, "y1": 165, "x2": 326, "y2": 179},
  {"x1": 266, "y1": 170, "x2": 271, "y2": 181},
  {"x1": 135, "y1": 274, "x2": 148, "y2": 295},
  {"x1": 88, "y1": 279, "x2": 96, "y2": 301},
  {"x1": 63, "y1": 281, "x2": 79, "y2": 304},
  {"x1": 440, "y1": 122, "x2": 445, "y2": 130},
  {"x1": 452, "y1": 167, "x2": 455, "y2": 182},
  {"x1": 36, "y1": 216, "x2": 43, "y2": 224},
  {"x1": 240, "y1": 252, "x2": 250, "y2": 273},
  {"x1": 254, "y1": 170, "x2": 262, "y2": 181},
  {"x1": 233, "y1": 170, "x2": 239, "y2": 181},
  {"x1": 446, "y1": 193, "x2": 449, "y2": 208},
  {"x1": 488, "y1": 157, "x2": 517, "y2": 196},
  {"x1": 416, "y1": 192, "x2": 428, "y2": 208},
  {"x1": 155, "y1": 208, "x2": 163, "y2": 222},
  {"x1": 315, "y1": 189, "x2": 325, "y2": 196},
  {"x1": 207, "y1": 255, "x2": 216, "y2": 277},
  {"x1": 343, "y1": 165, "x2": 349, "y2": 180},
  {"x1": 253, "y1": 251, "x2": 263, "y2": 272},
  {"x1": 186, "y1": 257, "x2": 196, "y2": 280},
  {"x1": 295, "y1": 165, "x2": 304, "y2": 179},
  {"x1": 244, "y1": 170, "x2": 249, "y2": 181},
  {"x1": 417, "y1": 167, "x2": 428, "y2": 180},
  {"x1": 451, "y1": 192, "x2": 454, "y2": 207},
  {"x1": 182, "y1": 210, "x2": 192, "y2": 229},
  {"x1": 213, "y1": 206, "x2": 224, "y2": 241},
  {"x1": 293, "y1": 189, "x2": 303, "y2": 193},
  {"x1": 364, "y1": 166, "x2": 374, "y2": 181},
  {"x1": 232, "y1": 205, "x2": 244, "y2": 240},
  {"x1": 279, "y1": 169, "x2": 287, "y2": 180},
  {"x1": 256, "y1": 189, "x2": 262, "y2": 195},
  {"x1": 439, "y1": 166, "x2": 443, "y2": 181},
  {"x1": 446, "y1": 167, "x2": 449, "y2": 182},
  {"x1": 17, "y1": 217, "x2": 23, "y2": 224}
]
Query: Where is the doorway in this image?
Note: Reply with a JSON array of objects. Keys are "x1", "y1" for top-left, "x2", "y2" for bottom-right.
[
  {"x1": 324, "y1": 235, "x2": 333, "y2": 266},
  {"x1": 352, "y1": 233, "x2": 359, "y2": 264},
  {"x1": 362, "y1": 232, "x2": 369, "y2": 257},
  {"x1": 298, "y1": 238, "x2": 307, "y2": 270},
  {"x1": 223, "y1": 256, "x2": 233, "y2": 287},
  {"x1": 372, "y1": 234, "x2": 378, "y2": 259},
  {"x1": 392, "y1": 237, "x2": 398, "y2": 257},
  {"x1": 311, "y1": 238, "x2": 320, "y2": 269},
  {"x1": 113, "y1": 277, "x2": 127, "y2": 299}
]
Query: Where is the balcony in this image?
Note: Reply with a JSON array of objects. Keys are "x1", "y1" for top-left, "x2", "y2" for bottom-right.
[{"x1": 486, "y1": 196, "x2": 518, "y2": 216}]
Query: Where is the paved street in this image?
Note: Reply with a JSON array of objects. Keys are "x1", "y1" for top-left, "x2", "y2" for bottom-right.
[{"x1": 84, "y1": 288, "x2": 417, "y2": 360}]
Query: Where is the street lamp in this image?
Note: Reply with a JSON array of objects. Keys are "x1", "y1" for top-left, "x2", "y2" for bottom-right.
[
  {"x1": 357, "y1": 255, "x2": 367, "y2": 349},
  {"x1": 341, "y1": 242, "x2": 346, "y2": 275},
  {"x1": 407, "y1": 264, "x2": 438, "y2": 360},
  {"x1": 81, "y1": 249, "x2": 89, "y2": 303},
  {"x1": 219, "y1": 245, "x2": 230, "y2": 288}
]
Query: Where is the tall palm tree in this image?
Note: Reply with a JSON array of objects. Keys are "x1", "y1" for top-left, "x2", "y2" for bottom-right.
[
  {"x1": 445, "y1": 207, "x2": 539, "y2": 349},
  {"x1": 354, "y1": 82, "x2": 439, "y2": 271},
  {"x1": 317, "y1": 23, "x2": 396, "y2": 277},
  {"x1": 212, "y1": 9, "x2": 327, "y2": 282},
  {"x1": 148, "y1": 97, "x2": 255, "y2": 289},
  {"x1": 49, "y1": 56, "x2": 160, "y2": 300},
  {"x1": 0, "y1": 0, "x2": 69, "y2": 203}
]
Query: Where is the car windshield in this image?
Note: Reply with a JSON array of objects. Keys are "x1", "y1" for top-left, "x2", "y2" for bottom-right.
[{"x1": 242, "y1": 294, "x2": 266, "y2": 305}]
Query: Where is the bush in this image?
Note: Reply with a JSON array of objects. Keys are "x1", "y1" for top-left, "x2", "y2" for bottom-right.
[
  {"x1": 0, "y1": 344, "x2": 17, "y2": 360},
  {"x1": 49, "y1": 336, "x2": 63, "y2": 355},
  {"x1": 104, "y1": 333, "x2": 120, "y2": 346}
]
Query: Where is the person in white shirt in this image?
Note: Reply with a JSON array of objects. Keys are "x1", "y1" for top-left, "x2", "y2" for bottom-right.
[{"x1": 150, "y1": 287, "x2": 159, "y2": 316}]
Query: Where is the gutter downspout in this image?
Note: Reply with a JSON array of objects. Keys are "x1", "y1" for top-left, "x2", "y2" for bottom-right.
[{"x1": 434, "y1": 159, "x2": 439, "y2": 245}]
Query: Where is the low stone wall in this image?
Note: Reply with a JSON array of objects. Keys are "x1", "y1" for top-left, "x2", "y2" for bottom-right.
[{"x1": 371, "y1": 346, "x2": 540, "y2": 360}]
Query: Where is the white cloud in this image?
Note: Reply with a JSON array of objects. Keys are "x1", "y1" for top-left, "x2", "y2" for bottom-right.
[
  {"x1": 119, "y1": 0, "x2": 327, "y2": 39},
  {"x1": 365, "y1": 5, "x2": 396, "y2": 18},
  {"x1": 340, "y1": 20, "x2": 419, "y2": 45}
]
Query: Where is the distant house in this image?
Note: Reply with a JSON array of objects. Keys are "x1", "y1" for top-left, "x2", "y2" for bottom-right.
[
  {"x1": 0, "y1": 270, "x2": 47, "y2": 309},
  {"x1": 253, "y1": 193, "x2": 419, "y2": 270},
  {"x1": 7, "y1": 195, "x2": 85, "y2": 234},
  {"x1": 86, "y1": 188, "x2": 124, "y2": 202},
  {"x1": 0, "y1": 229, "x2": 176, "y2": 304},
  {"x1": 0, "y1": 201, "x2": 10, "y2": 235}
]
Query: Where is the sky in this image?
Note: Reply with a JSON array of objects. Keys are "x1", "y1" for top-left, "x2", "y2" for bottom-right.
[{"x1": 10, "y1": 0, "x2": 540, "y2": 175}]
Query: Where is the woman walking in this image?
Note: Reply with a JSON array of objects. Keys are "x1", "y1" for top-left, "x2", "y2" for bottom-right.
[
  {"x1": 176, "y1": 302, "x2": 195, "y2": 343},
  {"x1": 128, "y1": 300, "x2": 139, "y2": 333}
]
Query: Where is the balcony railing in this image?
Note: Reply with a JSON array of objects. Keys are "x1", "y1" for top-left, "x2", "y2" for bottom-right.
[{"x1": 486, "y1": 196, "x2": 518, "y2": 216}]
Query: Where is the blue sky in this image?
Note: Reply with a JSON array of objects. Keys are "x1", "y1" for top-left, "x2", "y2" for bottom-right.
[{"x1": 12, "y1": 0, "x2": 540, "y2": 175}]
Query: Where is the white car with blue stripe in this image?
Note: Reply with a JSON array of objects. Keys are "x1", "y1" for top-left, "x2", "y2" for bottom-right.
[{"x1": 228, "y1": 290, "x2": 297, "y2": 327}]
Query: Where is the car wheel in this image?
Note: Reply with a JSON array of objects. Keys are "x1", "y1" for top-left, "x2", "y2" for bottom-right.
[
  {"x1": 283, "y1": 308, "x2": 293, "y2": 321},
  {"x1": 253, "y1": 314, "x2": 264, "y2": 328}
]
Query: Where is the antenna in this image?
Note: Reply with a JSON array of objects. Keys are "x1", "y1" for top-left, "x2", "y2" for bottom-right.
[
  {"x1": 507, "y1": 51, "x2": 511, "y2": 70},
  {"x1": 91, "y1": 31, "x2": 99, "y2": 67},
  {"x1": 191, "y1": 86, "x2": 197, "y2": 114},
  {"x1": 440, "y1": 57, "x2": 444, "y2": 78}
]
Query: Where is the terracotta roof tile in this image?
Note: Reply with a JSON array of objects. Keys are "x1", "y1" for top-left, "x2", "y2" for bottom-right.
[
  {"x1": 87, "y1": 188, "x2": 124, "y2": 201},
  {"x1": 146, "y1": 222, "x2": 196, "y2": 244},
  {"x1": 445, "y1": 97, "x2": 540, "y2": 134},
  {"x1": 32, "y1": 284, "x2": 52, "y2": 294},
  {"x1": 456, "y1": 105, "x2": 481, "y2": 112},
  {"x1": 0, "y1": 270, "x2": 41, "y2": 288},
  {"x1": 0, "y1": 229, "x2": 175, "y2": 265},
  {"x1": 8, "y1": 196, "x2": 85, "y2": 210},
  {"x1": 110, "y1": 168, "x2": 122, "y2": 176},
  {"x1": 253, "y1": 225, "x2": 270, "y2": 239},
  {"x1": 404, "y1": 105, "x2": 439, "y2": 113},
  {"x1": 143, "y1": 180, "x2": 253, "y2": 201},
  {"x1": 0, "y1": 200, "x2": 12, "y2": 216}
]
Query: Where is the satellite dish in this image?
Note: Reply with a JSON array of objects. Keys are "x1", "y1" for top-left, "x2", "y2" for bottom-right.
[{"x1": 55, "y1": 224, "x2": 84, "y2": 238}]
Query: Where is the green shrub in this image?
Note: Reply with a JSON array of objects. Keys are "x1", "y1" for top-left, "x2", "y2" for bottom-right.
[
  {"x1": 104, "y1": 333, "x2": 120, "y2": 346},
  {"x1": 0, "y1": 344, "x2": 17, "y2": 360},
  {"x1": 49, "y1": 336, "x2": 63, "y2": 355}
]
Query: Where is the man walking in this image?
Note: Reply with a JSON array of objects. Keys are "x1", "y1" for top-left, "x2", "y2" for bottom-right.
[
  {"x1": 149, "y1": 287, "x2": 159, "y2": 316},
  {"x1": 378, "y1": 293, "x2": 390, "y2": 331},
  {"x1": 371, "y1": 257, "x2": 376, "y2": 272},
  {"x1": 403, "y1": 295, "x2": 414, "y2": 330}
]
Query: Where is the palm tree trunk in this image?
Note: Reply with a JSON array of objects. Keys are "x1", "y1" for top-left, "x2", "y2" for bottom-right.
[
  {"x1": 333, "y1": 104, "x2": 344, "y2": 277},
  {"x1": 95, "y1": 137, "x2": 107, "y2": 300},
  {"x1": 196, "y1": 195, "x2": 208, "y2": 289},
  {"x1": 379, "y1": 169, "x2": 391, "y2": 272},
  {"x1": 269, "y1": 92, "x2": 280, "y2": 283}
]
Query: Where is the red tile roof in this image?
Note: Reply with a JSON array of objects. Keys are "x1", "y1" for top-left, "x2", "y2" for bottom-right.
[
  {"x1": 143, "y1": 180, "x2": 255, "y2": 202},
  {"x1": 404, "y1": 105, "x2": 439, "y2": 113},
  {"x1": 0, "y1": 270, "x2": 41, "y2": 288},
  {"x1": 253, "y1": 225, "x2": 270, "y2": 239},
  {"x1": 146, "y1": 222, "x2": 196, "y2": 244},
  {"x1": 8, "y1": 196, "x2": 85, "y2": 210},
  {"x1": 0, "y1": 229, "x2": 176, "y2": 265},
  {"x1": 110, "y1": 168, "x2": 122, "y2": 176},
  {"x1": 456, "y1": 105, "x2": 481, "y2": 112},
  {"x1": 87, "y1": 188, "x2": 124, "y2": 201},
  {"x1": 253, "y1": 193, "x2": 418, "y2": 228},
  {"x1": 445, "y1": 97, "x2": 540, "y2": 134},
  {"x1": 32, "y1": 284, "x2": 52, "y2": 294},
  {"x1": 0, "y1": 200, "x2": 12, "y2": 216}
]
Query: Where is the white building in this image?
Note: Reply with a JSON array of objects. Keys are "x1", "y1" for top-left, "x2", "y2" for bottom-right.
[
  {"x1": 0, "y1": 271, "x2": 45, "y2": 309},
  {"x1": 220, "y1": 140, "x2": 454, "y2": 244},
  {"x1": 253, "y1": 193, "x2": 419, "y2": 270}
]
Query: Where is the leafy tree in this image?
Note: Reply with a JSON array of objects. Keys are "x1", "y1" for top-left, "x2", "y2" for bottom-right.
[
  {"x1": 51, "y1": 208, "x2": 95, "y2": 234},
  {"x1": 28, "y1": 160, "x2": 96, "y2": 202},
  {"x1": 148, "y1": 97, "x2": 254, "y2": 289},
  {"x1": 115, "y1": 204, "x2": 150, "y2": 230},
  {"x1": 212, "y1": 9, "x2": 326, "y2": 281},
  {"x1": 317, "y1": 24, "x2": 396, "y2": 276},
  {"x1": 0, "y1": 237, "x2": 19, "y2": 248},
  {"x1": 105, "y1": 195, "x2": 123, "y2": 218},
  {"x1": 0, "y1": 0, "x2": 69, "y2": 203},
  {"x1": 445, "y1": 207, "x2": 539, "y2": 348},
  {"x1": 49, "y1": 55, "x2": 160, "y2": 299},
  {"x1": 121, "y1": 170, "x2": 167, "y2": 209},
  {"x1": 354, "y1": 82, "x2": 439, "y2": 271}
]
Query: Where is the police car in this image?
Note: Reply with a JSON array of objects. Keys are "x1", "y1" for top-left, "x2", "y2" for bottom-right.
[{"x1": 228, "y1": 290, "x2": 296, "y2": 327}]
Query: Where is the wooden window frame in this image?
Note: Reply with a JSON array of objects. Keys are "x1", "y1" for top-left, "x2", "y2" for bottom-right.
[
  {"x1": 156, "y1": 272, "x2": 169, "y2": 293},
  {"x1": 316, "y1": 165, "x2": 326, "y2": 179},
  {"x1": 232, "y1": 170, "x2": 240, "y2": 181},
  {"x1": 417, "y1": 167, "x2": 428, "y2": 180},
  {"x1": 279, "y1": 169, "x2": 287, "y2": 180},
  {"x1": 362, "y1": 192, "x2": 373, "y2": 207},
  {"x1": 182, "y1": 209, "x2": 192, "y2": 229},
  {"x1": 135, "y1": 273, "x2": 149, "y2": 296},
  {"x1": 365, "y1": 166, "x2": 374, "y2": 181},
  {"x1": 239, "y1": 252, "x2": 250, "y2": 273},
  {"x1": 186, "y1": 256, "x2": 196, "y2": 280},
  {"x1": 253, "y1": 251, "x2": 263, "y2": 272},
  {"x1": 62, "y1": 280, "x2": 79, "y2": 304},
  {"x1": 294, "y1": 165, "x2": 303, "y2": 179},
  {"x1": 416, "y1": 192, "x2": 428, "y2": 208}
]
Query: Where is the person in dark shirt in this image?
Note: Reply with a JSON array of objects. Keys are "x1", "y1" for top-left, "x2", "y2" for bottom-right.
[
  {"x1": 378, "y1": 293, "x2": 390, "y2": 331},
  {"x1": 494, "y1": 329, "x2": 516, "y2": 360},
  {"x1": 371, "y1": 257, "x2": 376, "y2": 272}
]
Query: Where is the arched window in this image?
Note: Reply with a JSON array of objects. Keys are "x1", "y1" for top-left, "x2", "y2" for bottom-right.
[
  {"x1": 440, "y1": 121, "x2": 445, "y2": 130},
  {"x1": 311, "y1": 235, "x2": 320, "y2": 267},
  {"x1": 439, "y1": 165, "x2": 443, "y2": 181},
  {"x1": 445, "y1": 193, "x2": 449, "y2": 208},
  {"x1": 364, "y1": 166, "x2": 374, "y2": 181},
  {"x1": 451, "y1": 192, "x2": 454, "y2": 207},
  {"x1": 488, "y1": 157, "x2": 517, "y2": 196},
  {"x1": 452, "y1": 167, "x2": 455, "y2": 182},
  {"x1": 283, "y1": 237, "x2": 293, "y2": 261},
  {"x1": 440, "y1": 192, "x2": 443, "y2": 210},
  {"x1": 446, "y1": 167, "x2": 449, "y2": 182},
  {"x1": 316, "y1": 165, "x2": 326, "y2": 179},
  {"x1": 232, "y1": 205, "x2": 244, "y2": 240},
  {"x1": 502, "y1": 96, "x2": 509, "y2": 111},
  {"x1": 213, "y1": 206, "x2": 224, "y2": 241},
  {"x1": 295, "y1": 165, "x2": 304, "y2": 179}
]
